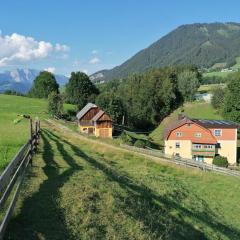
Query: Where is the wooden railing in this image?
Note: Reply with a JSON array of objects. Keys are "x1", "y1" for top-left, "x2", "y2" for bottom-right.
[
  {"x1": 0, "y1": 120, "x2": 41, "y2": 239},
  {"x1": 121, "y1": 144, "x2": 240, "y2": 178}
]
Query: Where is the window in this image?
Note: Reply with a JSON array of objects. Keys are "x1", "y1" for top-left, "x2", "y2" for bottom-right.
[
  {"x1": 176, "y1": 142, "x2": 180, "y2": 148},
  {"x1": 176, "y1": 132, "x2": 182, "y2": 137},
  {"x1": 214, "y1": 129, "x2": 222, "y2": 137},
  {"x1": 193, "y1": 144, "x2": 201, "y2": 149},
  {"x1": 204, "y1": 145, "x2": 213, "y2": 149},
  {"x1": 187, "y1": 123, "x2": 191, "y2": 127},
  {"x1": 195, "y1": 132, "x2": 202, "y2": 138}
]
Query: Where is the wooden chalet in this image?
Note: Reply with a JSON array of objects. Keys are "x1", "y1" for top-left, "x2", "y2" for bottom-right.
[{"x1": 76, "y1": 103, "x2": 112, "y2": 138}]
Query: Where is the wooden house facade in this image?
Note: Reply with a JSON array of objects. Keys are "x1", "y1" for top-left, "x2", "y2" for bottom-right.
[{"x1": 76, "y1": 103, "x2": 112, "y2": 138}]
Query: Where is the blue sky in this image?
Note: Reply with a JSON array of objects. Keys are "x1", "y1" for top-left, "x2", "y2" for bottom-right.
[{"x1": 0, "y1": 0, "x2": 240, "y2": 76}]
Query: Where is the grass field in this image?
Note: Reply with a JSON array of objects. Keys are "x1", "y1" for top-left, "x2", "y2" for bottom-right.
[
  {"x1": 150, "y1": 102, "x2": 222, "y2": 145},
  {"x1": 203, "y1": 71, "x2": 232, "y2": 78},
  {"x1": 232, "y1": 57, "x2": 240, "y2": 69},
  {"x1": 198, "y1": 83, "x2": 226, "y2": 93},
  {"x1": 0, "y1": 94, "x2": 74, "y2": 169},
  {"x1": 5, "y1": 121, "x2": 240, "y2": 240}
]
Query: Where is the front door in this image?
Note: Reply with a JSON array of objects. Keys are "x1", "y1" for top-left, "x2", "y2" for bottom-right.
[
  {"x1": 197, "y1": 155, "x2": 204, "y2": 162},
  {"x1": 193, "y1": 155, "x2": 204, "y2": 162},
  {"x1": 88, "y1": 128, "x2": 94, "y2": 135}
]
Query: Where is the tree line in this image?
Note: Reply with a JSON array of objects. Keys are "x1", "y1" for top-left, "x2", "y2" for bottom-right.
[
  {"x1": 212, "y1": 71, "x2": 240, "y2": 123},
  {"x1": 27, "y1": 67, "x2": 240, "y2": 130},
  {"x1": 28, "y1": 66, "x2": 201, "y2": 129}
]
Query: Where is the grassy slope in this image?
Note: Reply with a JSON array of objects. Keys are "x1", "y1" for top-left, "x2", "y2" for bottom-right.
[
  {"x1": 6, "y1": 122, "x2": 240, "y2": 239},
  {"x1": 0, "y1": 94, "x2": 74, "y2": 169},
  {"x1": 198, "y1": 83, "x2": 226, "y2": 92},
  {"x1": 232, "y1": 57, "x2": 240, "y2": 69},
  {"x1": 150, "y1": 102, "x2": 222, "y2": 145},
  {"x1": 203, "y1": 71, "x2": 231, "y2": 78}
]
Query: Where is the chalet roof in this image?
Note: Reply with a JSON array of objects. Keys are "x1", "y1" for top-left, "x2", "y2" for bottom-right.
[
  {"x1": 164, "y1": 117, "x2": 193, "y2": 140},
  {"x1": 164, "y1": 116, "x2": 239, "y2": 140},
  {"x1": 76, "y1": 103, "x2": 97, "y2": 120},
  {"x1": 191, "y1": 119, "x2": 239, "y2": 129},
  {"x1": 92, "y1": 110, "x2": 105, "y2": 122}
]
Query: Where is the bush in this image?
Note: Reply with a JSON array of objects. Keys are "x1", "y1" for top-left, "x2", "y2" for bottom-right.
[
  {"x1": 134, "y1": 140, "x2": 146, "y2": 148},
  {"x1": 120, "y1": 132, "x2": 134, "y2": 146},
  {"x1": 213, "y1": 155, "x2": 228, "y2": 168}
]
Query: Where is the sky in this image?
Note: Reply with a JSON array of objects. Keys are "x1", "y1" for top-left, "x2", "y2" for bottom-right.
[{"x1": 0, "y1": 0, "x2": 240, "y2": 76}]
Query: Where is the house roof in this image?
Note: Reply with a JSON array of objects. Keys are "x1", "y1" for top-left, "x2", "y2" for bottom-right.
[
  {"x1": 164, "y1": 117, "x2": 193, "y2": 140},
  {"x1": 191, "y1": 119, "x2": 239, "y2": 129},
  {"x1": 164, "y1": 116, "x2": 239, "y2": 140},
  {"x1": 76, "y1": 103, "x2": 97, "y2": 120},
  {"x1": 91, "y1": 110, "x2": 105, "y2": 122}
]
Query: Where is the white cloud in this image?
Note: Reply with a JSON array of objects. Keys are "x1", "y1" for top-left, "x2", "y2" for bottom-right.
[
  {"x1": 89, "y1": 57, "x2": 100, "y2": 64},
  {"x1": 91, "y1": 49, "x2": 98, "y2": 54},
  {"x1": 0, "y1": 33, "x2": 70, "y2": 67},
  {"x1": 44, "y1": 67, "x2": 56, "y2": 73},
  {"x1": 55, "y1": 43, "x2": 70, "y2": 52}
]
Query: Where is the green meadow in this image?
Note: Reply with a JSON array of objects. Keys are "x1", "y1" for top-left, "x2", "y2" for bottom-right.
[
  {"x1": 0, "y1": 94, "x2": 74, "y2": 169},
  {"x1": 6, "y1": 122, "x2": 240, "y2": 240}
]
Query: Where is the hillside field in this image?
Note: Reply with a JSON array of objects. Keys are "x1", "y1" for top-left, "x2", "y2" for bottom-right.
[
  {"x1": 6, "y1": 121, "x2": 240, "y2": 240},
  {"x1": 150, "y1": 102, "x2": 222, "y2": 145},
  {"x1": 0, "y1": 94, "x2": 74, "y2": 169}
]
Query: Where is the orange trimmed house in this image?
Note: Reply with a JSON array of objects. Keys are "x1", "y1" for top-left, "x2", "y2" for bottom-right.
[
  {"x1": 164, "y1": 115, "x2": 239, "y2": 165},
  {"x1": 76, "y1": 103, "x2": 112, "y2": 138}
]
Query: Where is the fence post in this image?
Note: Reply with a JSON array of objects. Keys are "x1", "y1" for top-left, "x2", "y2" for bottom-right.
[
  {"x1": 35, "y1": 121, "x2": 38, "y2": 147},
  {"x1": 29, "y1": 119, "x2": 33, "y2": 166}
]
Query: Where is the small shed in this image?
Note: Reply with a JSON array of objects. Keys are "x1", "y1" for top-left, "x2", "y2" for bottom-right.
[
  {"x1": 92, "y1": 110, "x2": 112, "y2": 138},
  {"x1": 76, "y1": 103, "x2": 112, "y2": 138}
]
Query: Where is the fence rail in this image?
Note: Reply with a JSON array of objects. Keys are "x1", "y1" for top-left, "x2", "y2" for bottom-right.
[
  {"x1": 121, "y1": 144, "x2": 240, "y2": 178},
  {"x1": 0, "y1": 120, "x2": 40, "y2": 239}
]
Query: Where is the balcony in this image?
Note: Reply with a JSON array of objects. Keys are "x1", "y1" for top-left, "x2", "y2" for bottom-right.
[{"x1": 192, "y1": 144, "x2": 216, "y2": 156}]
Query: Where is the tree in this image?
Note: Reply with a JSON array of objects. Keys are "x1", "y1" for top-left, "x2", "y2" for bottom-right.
[
  {"x1": 65, "y1": 72, "x2": 99, "y2": 110},
  {"x1": 211, "y1": 87, "x2": 225, "y2": 109},
  {"x1": 178, "y1": 70, "x2": 200, "y2": 101},
  {"x1": 223, "y1": 72, "x2": 240, "y2": 122},
  {"x1": 96, "y1": 92, "x2": 125, "y2": 124},
  {"x1": 48, "y1": 92, "x2": 63, "y2": 117},
  {"x1": 28, "y1": 71, "x2": 59, "y2": 98}
]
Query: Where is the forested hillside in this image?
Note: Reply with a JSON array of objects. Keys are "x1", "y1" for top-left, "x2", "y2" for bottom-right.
[{"x1": 91, "y1": 22, "x2": 240, "y2": 82}]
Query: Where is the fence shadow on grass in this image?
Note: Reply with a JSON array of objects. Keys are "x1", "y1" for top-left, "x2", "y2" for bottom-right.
[
  {"x1": 5, "y1": 130, "x2": 82, "y2": 240},
  {"x1": 45, "y1": 129, "x2": 240, "y2": 240}
]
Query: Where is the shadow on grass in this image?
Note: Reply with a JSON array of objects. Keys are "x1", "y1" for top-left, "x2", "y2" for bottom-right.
[
  {"x1": 5, "y1": 130, "x2": 82, "y2": 240},
  {"x1": 6, "y1": 128, "x2": 240, "y2": 240},
  {"x1": 45, "y1": 130, "x2": 240, "y2": 240}
]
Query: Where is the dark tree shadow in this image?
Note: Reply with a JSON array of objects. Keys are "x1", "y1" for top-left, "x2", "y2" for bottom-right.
[
  {"x1": 5, "y1": 130, "x2": 82, "y2": 240},
  {"x1": 6, "y1": 128, "x2": 240, "y2": 240},
  {"x1": 45, "y1": 130, "x2": 240, "y2": 240}
]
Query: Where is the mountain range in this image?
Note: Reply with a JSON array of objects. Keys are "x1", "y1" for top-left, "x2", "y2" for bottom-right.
[
  {"x1": 0, "y1": 69, "x2": 68, "y2": 93},
  {"x1": 91, "y1": 22, "x2": 240, "y2": 83}
]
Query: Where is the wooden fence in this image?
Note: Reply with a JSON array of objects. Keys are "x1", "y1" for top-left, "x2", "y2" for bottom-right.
[
  {"x1": 0, "y1": 120, "x2": 41, "y2": 239},
  {"x1": 121, "y1": 144, "x2": 240, "y2": 178}
]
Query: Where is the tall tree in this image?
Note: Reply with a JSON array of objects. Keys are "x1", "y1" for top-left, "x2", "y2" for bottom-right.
[
  {"x1": 178, "y1": 70, "x2": 200, "y2": 101},
  {"x1": 223, "y1": 72, "x2": 240, "y2": 122},
  {"x1": 48, "y1": 91, "x2": 63, "y2": 117},
  {"x1": 28, "y1": 71, "x2": 59, "y2": 98},
  {"x1": 96, "y1": 92, "x2": 124, "y2": 124},
  {"x1": 65, "y1": 72, "x2": 99, "y2": 110},
  {"x1": 211, "y1": 87, "x2": 225, "y2": 110}
]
